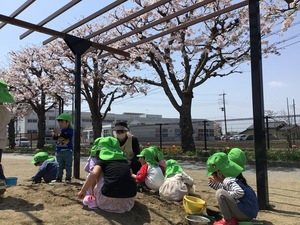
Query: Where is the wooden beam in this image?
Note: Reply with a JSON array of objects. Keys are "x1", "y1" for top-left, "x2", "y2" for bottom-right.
[
  {"x1": 0, "y1": 0, "x2": 36, "y2": 29},
  {"x1": 102, "y1": 0, "x2": 215, "y2": 46},
  {"x1": 20, "y1": 0, "x2": 82, "y2": 39},
  {"x1": 0, "y1": 14, "x2": 129, "y2": 57},
  {"x1": 43, "y1": 0, "x2": 128, "y2": 45},
  {"x1": 85, "y1": 0, "x2": 172, "y2": 40},
  {"x1": 99, "y1": 0, "x2": 248, "y2": 58}
]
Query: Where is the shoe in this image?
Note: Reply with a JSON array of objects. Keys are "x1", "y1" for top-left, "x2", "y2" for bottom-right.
[
  {"x1": 83, "y1": 195, "x2": 98, "y2": 209},
  {"x1": 65, "y1": 179, "x2": 71, "y2": 184},
  {"x1": 54, "y1": 178, "x2": 62, "y2": 182},
  {"x1": 213, "y1": 218, "x2": 238, "y2": 225},
  {"x1": 0, "y1": 180, "x2": 6, "y2": 196}
]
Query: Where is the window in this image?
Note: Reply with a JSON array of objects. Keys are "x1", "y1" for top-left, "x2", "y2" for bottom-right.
[
  {"x1": 28, "y1": 119, "x2": 37, "y2": 123},
  {"x1": 27, "y1": 130, "x2": 37, "y2": 133}
]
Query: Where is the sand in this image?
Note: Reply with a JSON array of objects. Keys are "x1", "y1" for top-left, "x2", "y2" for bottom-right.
[{"x1": 1, "y1": 153, "x2": 300, "y2": 225}]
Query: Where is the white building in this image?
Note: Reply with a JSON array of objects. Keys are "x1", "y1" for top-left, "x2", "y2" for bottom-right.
[{"x1": 15, "y1": 109, "x2": 215, "y2": 144}]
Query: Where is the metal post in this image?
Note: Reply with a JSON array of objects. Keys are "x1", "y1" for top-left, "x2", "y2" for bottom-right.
[
  {"x1": 64, "y1": 35, "x2": 91, "y2": 179},
  {"x1": 159, "y1": 124, "x2": 162, "y2": 149},
  {"x1": 203, "y1": 120, "x2": 207, "y2": 150},
  {"x1": 248, "y1": 0, "x2": 270, "y2": 209},
  {"x1": 265, "y1": 116, "x2": 270, "y2": 150}
]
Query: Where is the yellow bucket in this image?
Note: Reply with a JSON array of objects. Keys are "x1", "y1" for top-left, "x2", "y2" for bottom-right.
[{"x1": 183, "y1": 195, "x2": 206, "y2": 215}]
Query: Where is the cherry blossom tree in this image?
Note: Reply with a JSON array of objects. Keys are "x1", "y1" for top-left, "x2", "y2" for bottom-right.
[
  {"x1": 48, "y1": 22, "x2": 148, "y2": 139},
  {"x1": 102, "y1": 0, "x2": 299, "y2": 152},
  {"x1": 0, "y1": 71, "x2": 33, "y2": 148},
  {"x1": 4, "y1": 45, "x2": 70, "y2": 149}
]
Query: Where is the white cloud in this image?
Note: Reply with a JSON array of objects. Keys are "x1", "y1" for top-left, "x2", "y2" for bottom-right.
[{"x1": 267, "y1": 81, "x2": 287, "y2": 88}]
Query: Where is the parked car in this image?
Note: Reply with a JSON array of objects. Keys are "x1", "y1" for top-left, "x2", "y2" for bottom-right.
[
  {"x1": 15, "y1": 137, "x2": 30, "y2": 147},
  {"x1": 45, "y1": 137, "x2": 56, "y2": 144},
  {"x1": 241, "y1": 135, "x2": 254, "y2": 140}
]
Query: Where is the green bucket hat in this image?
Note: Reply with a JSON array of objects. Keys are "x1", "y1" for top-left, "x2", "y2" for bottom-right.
[
  {"x1": 99, "y1": 136, "x2": 126, "y2": 161},
  {"x1": 206, "y1": 152, "x2": 243, "y2": 178},
  {"x1": 31, "y1": 152, "x2": 55, "y2": 164},
  {"x1": 148, "y1": 146, "x2": 164, "y2": 161},
  {"x1": 228, "y1": 148, "x2": 246, "y2": 169},
  {"x1": 0, "y1": 80, "x2": 15, "y2": 103},
  {"x1": 90, "y1": 137, "x2": 102, "y2": 157},
  {"x1": 165, "y1": 159, "x2": 183, "y2": 178},
  {"x1": 57, "y1": 112, "x2": 72, "y2": 122},
  {"x1": 137, "y1": 147, "x2": 158, "y2": 166}
]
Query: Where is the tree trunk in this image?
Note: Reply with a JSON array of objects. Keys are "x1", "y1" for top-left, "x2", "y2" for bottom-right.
[
  {"x1": 36, "y1": 111, "x2": 46, "y2": 149},
  {"x1": 8, "y1": 118, "x2": 16, "y2": 149},
  {"x1": 91, "y1": 113, "x2": 103, "y2": 141},
  {"x1": 179, "y1": 96, "x2": 195, "y2": 153}
]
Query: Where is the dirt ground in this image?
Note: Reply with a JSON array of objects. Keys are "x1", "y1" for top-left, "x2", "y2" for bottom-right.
[{"x1": 1, "y1": 154, "x2": 300, "y2": 225}]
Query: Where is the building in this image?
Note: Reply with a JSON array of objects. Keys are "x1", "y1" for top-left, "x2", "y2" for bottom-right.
[{"x1": 15, "y1": 109, "x2": 215, "y2": 144}]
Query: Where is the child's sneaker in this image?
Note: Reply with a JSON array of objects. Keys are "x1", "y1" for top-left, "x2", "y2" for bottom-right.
[
  {"x1": 213, "y1": 218, "x2": 238, "y2": 225},
  {"x1": 65, "y1": 179, "x2": 71, "y2": 184},
  {"x1": 0, "y1": 180, "x2": 6, "y2": 196},
  {"x1": 83, "y1": 195, "x2": 98, "y2": 209},
  {"x1": 54, "y1": 178, "x2": 62, "y2": 182}
]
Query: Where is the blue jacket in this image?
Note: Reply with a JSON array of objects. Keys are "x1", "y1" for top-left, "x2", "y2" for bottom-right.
[{"x1": 32, "y1": 160, "x2": 58, "y2": 183}]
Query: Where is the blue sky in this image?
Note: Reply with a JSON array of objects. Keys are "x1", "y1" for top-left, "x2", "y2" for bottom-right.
[{"x1": 0, "y1": 1, "x2": 299, "y2": 131}]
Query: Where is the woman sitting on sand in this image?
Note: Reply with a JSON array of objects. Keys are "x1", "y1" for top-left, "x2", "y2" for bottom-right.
[{"x1": 78, "y1": 136, "x2": 136, "y2": 213}]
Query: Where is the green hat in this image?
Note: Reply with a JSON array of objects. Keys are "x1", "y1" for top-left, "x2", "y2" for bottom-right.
[
  {"x1": 90, "y1": 137, "x2": 102, "y2": 157},
  {"x1": 148, "y1": 146, "x2": 164, "y2": 160},
  {"x1": 57, "y1": 112, "x2": 72, "y2": 122},
  {"x1": 31, "y1": 152, "x2": 55, "y2": 164},
  {"x1": 137, "y1": 147, "x2": 158, "y2": 166},
  {"x1": 0, "y1": 80, "x2": 15, "y2": 103},
  {"x1": 228, "y1": 148, "x2": 246, "y2": 169},
  {"x1": 206, "y1": 152, "x2": 243, "y2": 178},
  {"x1": 165, "y1": 159, "x2": 183, "y2": 178},
  {"x1": 99, "y1": 136, "x2": 126, "y2": 161}
]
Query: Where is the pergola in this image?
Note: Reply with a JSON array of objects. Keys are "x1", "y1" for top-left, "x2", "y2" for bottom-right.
[{"x1": 0, "y1": 0, "x2": 279, "y2": 209}]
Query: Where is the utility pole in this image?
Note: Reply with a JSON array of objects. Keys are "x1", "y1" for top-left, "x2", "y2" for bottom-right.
[
  {"x1": 219, "y1": 91, "x2": 228, "y2": 137},
  {"x1": 287, "y1": 97, "x2": 291, "y2": 126},
  {"x1": 293, "y1": 99, "x2": 296, "y2": 125}
]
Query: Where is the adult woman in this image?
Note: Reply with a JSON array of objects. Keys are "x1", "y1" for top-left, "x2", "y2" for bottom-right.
[
  {"x1": 0, "y1": 80, "x2": 15, "y2": 195},
  {"x1": 78, "y1": 136, "x2": 136, "y2": 213},
  {"x1": 112, "y1": 121, "x2": 141, "y2": 174}
]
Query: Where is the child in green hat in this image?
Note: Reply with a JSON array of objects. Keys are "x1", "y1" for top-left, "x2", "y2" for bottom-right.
[
  {"x1": 31, "y1": 152, "x2": 58, "y2": 184},
  {"x1": 206, "y1": 152, "x2": 258, "y2": 225},
  {"x1": 78, "y1": 136, "x2": 136, "y2": 213},
  {"x1": 52, "y1": 112, "x2": 73, "y2": 183},
  {"x1": 131, "y1": 146, "x2": 165, "y2": 191},
  {"x1": 159, "y1": 159, "x2": 195, "y2": 201},
  {"x1": 208, "y1": 148, "x2": 246, "y2": 190},
  {"x1": 147, "y1": 146, "x2": 166, "y2": 176},
  {"x1": 0, "y1": 80, "x2": 15, "y2": 195}
]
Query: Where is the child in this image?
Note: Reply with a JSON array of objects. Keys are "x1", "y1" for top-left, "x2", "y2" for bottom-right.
[
  {"x1": 131, "y1": 147, "x2": 165, "y2": 191},
  {"x1": 208, "y1": 148, "x2": 246, "y2": 190},
  {"x1": 78, "y1": 136, "x2": 136, "y2": 213},
  {"x1": 228, "y1": 148, "x2": 246, "y2": 169},
  {"x1": 148, "y1": 145, "x2": 166, "y2": 176},
  {"x1": 52, "y1": 112, "x2": 73, "y2": 183},
  {"x1": 31, "y1": 152, "x2": 58, "y2": 184},
  {"x1": 159, "y1": 159, "x2": 195, "y2": 201},
  {"x1": 206, "y1": 152, "x2": 259, "y2": 225}
]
